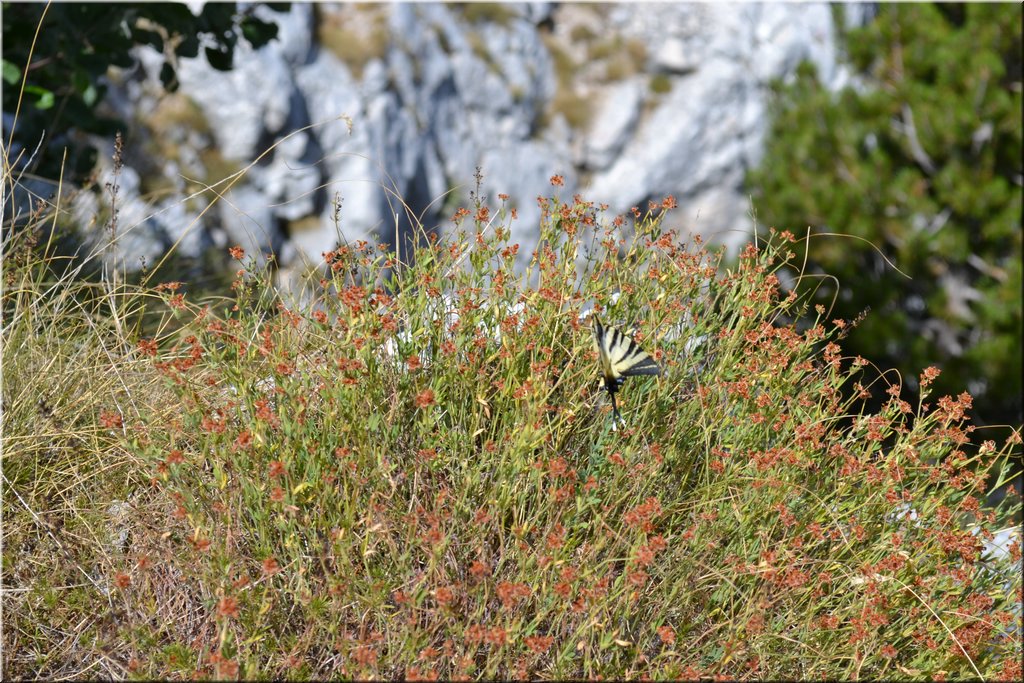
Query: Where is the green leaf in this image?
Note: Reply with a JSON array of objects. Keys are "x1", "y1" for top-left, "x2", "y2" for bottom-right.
[
  {"x1": 198, "y1": 2, "x2": 237, "y2": 31},
  {"x1": 241, "y1": 17, "x2": 278, "y2": 48},
  {"x1": 71, "y1": 69, "x2": 90, "y2": 95},
  {"x1": 81, "y1": 84, "x2": 99, "y2": 107},
  {"x1": 25, "y1": 85, "x2": 54, "y2": 110},
  {"x1": 205, "y1": 45, "x2": 233, "y2": 71},
  {"x1": 2, "y1": 59, "x2": 21, "y2": 85},
  {"x1": 177, "y1": 33, "x2": 200, "y2": 59},
  {"x1": 131, "y1": 27, "x2": 164, "y2": 52}
]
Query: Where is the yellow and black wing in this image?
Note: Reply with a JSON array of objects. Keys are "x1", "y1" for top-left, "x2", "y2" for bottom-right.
[{"x1": 592, "y1": 315, "x2": 661, "y2": 421}]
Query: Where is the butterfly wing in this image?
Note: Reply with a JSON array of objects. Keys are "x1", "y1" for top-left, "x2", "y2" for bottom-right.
[
  {"x1": 593, "y1": 315, "x2": 660, "y2": 424},
  {"x1": 592, "y1": 316, "x2": 661, "y2": 385},
  {"x1": 605, "y1": 323, "x2": 661, "y2": 379}
]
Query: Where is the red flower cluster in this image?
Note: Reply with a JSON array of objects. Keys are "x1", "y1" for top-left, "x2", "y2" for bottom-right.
[
  {"x1": 524, "y1": 634, "x2": 554, "y2": 653},
  {"x1": 495, "y1": 580, "x2": 531, "y2": 610},
  {"x1": 623, "y1": 497, "x2": 662, "y2": 533}
]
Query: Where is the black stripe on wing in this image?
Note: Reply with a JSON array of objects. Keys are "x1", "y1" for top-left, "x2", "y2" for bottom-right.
[
  {"x1": 619, "y1": 355, "x2": 660, "y2": 377},
  {"x1": 607, "y1": 326, "x2": 661, "y2": 378}
]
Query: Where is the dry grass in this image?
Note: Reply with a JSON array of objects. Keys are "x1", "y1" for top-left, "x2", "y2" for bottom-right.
[{"x1": 3, "y1": 159, "x2": 1021, "y2": 680}]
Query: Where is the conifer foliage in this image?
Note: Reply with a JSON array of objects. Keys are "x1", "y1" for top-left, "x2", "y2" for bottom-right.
[{"x1": 748, "y1": 3, "x2": 1022, "y2": 429}]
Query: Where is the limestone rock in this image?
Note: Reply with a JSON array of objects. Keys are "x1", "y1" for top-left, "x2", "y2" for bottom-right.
[
  {"x1": 584, "y1": 79, "x2": 643, "y2": 171},
  {"x1": 99, "y1": 2, "x2": 851, "y2": 271}
]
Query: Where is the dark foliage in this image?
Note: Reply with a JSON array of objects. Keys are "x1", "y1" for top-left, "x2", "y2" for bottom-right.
[
  {"x1": 747, "y1": 3, "x2": 1022, "y2": 431},
  {"x1": 2, "y1": 2, "x2": 287, "y2": 180}
]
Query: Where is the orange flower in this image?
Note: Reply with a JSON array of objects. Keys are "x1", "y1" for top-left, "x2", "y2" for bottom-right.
[
  {"x1": 215, "y1": 656, "x2": 239, "y2": 679},
  {"x1": 228, "y1": 245, "x2": 245, "y2": 260},
  {"x1": 634, "y1": 545, "x2": 655, "y2": 567},
  {"x1": 545, "y1": 523, "x2": 566, "y2": 550},
  {"x1": 434, "y1": 586, "x2": 455, "y2": 607},
  {"x1": 232, "y1": 429, "x2": 252, "y2": 451},
  {"x1": 623, "y1": 496, "x2": 662, "y2": 533},
  {"x1": 262, "y1": 557, "x2": 280, "y2": 575},
  {"x1": 137, "y1": 338, "x2": 158, "y2": 356},
  {"x1": 626, "y1": 569, "x2": 647, "y2": 587},
  {"x1": 421, "y1": 526, "x2": 444, "y2": 545},
  {"x1": 406, "y1": 666, "x2": 440, "y2": 681},
  {"x1": 496, "y1": 581, "x2": 531, "y2": 609},
  {"x1": 113, "y1": 572, "x2": 131, "y2": 589},
  {"x1": 352, "y1": 644, "x2": 378, "y2": 667},
  {"x1": 414, "y1": 389, "x2": 436, "y2": 408},
  {"x1": 217, "y1": 596, "x2": 240, "y2": 619},
  {"x1": 484, "y1": 626, "x2": 507, "y2": 646},
  {"x1": 99, "y1": 410, "x2": 123, "y2": 429},
  {"x1": 419, "y1": 646, "x2": 442, "y2": 661},
  {"x1": 465, "y1": 624, "x2": 487, "y2": 645},
  {"x1": 524, "y1": 634, "x2": 554, "y2": 653},
  {"x1": 656, "y1": 625, "x2": 675, "y2": 645}
]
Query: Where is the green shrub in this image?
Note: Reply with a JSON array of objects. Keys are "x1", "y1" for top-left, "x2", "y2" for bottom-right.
[
  {"x1": 747, "y1": 3, "x2": 1023, "y2": 432},
  {"x1": 4, "y1": 134, "x2": 1021, "y2": 678}
]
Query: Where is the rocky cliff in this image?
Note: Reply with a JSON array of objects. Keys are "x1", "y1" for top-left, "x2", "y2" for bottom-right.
[{"x1": 91, "y1": 2, "x2": 870, "y2": 274}]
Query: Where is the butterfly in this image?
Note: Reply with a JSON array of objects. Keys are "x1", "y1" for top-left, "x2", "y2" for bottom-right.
[{"x1": 592, "y1": 315, "x2": 661, "y2": 424}]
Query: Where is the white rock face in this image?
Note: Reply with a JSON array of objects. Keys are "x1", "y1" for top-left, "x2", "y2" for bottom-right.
[
  {"x1": 585, "y1": 80, "x2": 643, "y2": 171},
  {"x1": 586, "y1": 2, "x2": 841, "y2": 250},
  {"x1": 248, "y1": 131, "x2": 320, "y2": 222},
  {"x1": 107, "y1": 2, "x2": 856, "y2": 270},
  {"x1": 176, "y1": 41, "x2": 294, "y2": 163},
  {"x1": 218, "y1": 183, "x2": 278, "y2": 262}
]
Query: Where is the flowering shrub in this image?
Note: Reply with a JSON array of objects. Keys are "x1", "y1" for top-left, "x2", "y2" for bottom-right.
[{"x1": 4, "y1": 180, "x2": 1020, "y2": 680}]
